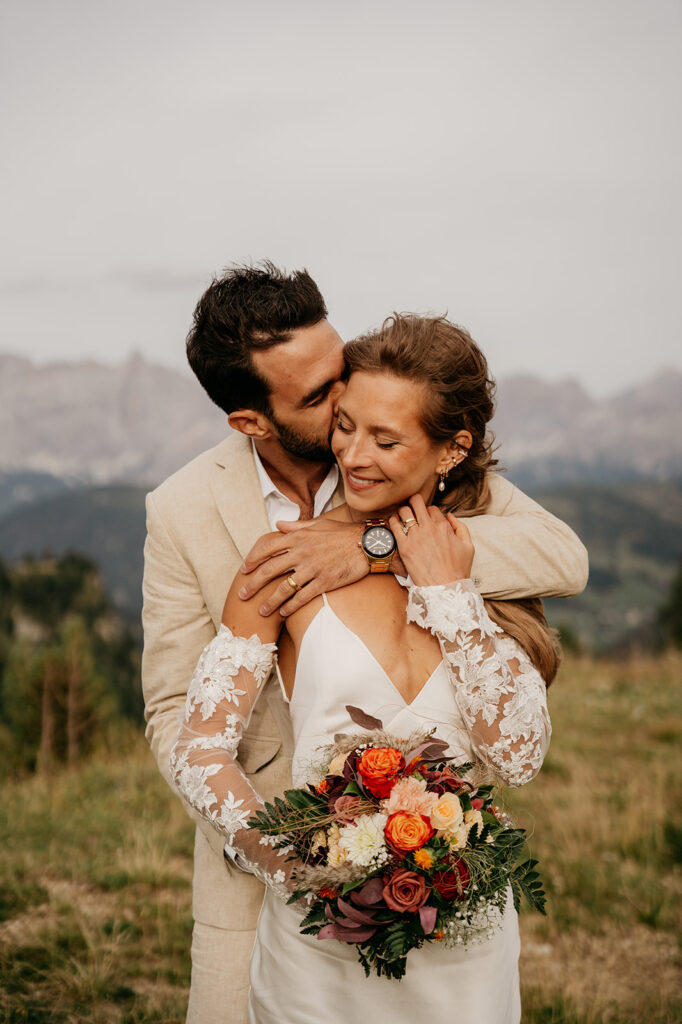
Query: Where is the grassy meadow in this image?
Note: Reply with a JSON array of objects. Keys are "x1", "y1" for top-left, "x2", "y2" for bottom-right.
[{"x1": 1, "y1": 654, "x2": 681, "y2": 1023}]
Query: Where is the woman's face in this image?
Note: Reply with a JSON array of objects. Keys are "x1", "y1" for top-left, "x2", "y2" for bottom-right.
[{"x1": 331, "y1": 371, "x2": 457, "y2": 518}]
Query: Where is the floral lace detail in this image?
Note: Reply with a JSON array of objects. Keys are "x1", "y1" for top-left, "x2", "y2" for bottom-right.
[
  {"x1": 406, "y1": 579, "x2": 551, "y2": 787},
  {"x1": 186, "y1": 625, "x2": 276, "y2": 720},
  {"x1": 407, "y1": 583, "x2": 502, "y2": 642},
  {"x1": 169, "y1": 626, "x2": 292, "y2": 901}
]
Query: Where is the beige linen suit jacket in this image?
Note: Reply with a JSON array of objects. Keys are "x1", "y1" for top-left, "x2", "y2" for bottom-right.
[{"x1": 142, "y1": 432, "x2": 588, "y2": 933}]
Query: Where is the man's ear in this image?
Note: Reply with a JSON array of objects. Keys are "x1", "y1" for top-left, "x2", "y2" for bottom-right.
[{"x1": 227, "y1": 409, "x2": 274, "y2": 439}]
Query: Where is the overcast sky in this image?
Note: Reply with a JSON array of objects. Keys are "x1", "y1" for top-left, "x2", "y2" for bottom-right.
[{"x1": 2, "y1": 0, "x2": 680, "y2": 396}]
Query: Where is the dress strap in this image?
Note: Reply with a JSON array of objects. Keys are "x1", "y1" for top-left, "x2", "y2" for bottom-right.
[
  {"x1": 321, "y1": 593, "x2": 330, "y2": 608},
  {"x1": 274, "y1": 659, "x2": 290, "y2": 704}
]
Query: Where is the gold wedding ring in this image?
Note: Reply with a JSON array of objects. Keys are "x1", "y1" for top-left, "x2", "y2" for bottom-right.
[
  {"x1": 287, "y1": 575, "x2": 302, "y2": 592},
  {"x1": 401, "y1": 517, "x2": 417, "y2": 535}
]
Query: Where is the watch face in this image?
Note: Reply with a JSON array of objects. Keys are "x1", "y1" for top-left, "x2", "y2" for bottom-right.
[{"x1": 362, "y1": 525, "x2": 397, "y2": 557}]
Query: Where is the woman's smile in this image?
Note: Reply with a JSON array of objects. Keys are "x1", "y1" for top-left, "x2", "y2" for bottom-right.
[{"x1": 344, "y1": 469, "x2": 383, "y2": 491}]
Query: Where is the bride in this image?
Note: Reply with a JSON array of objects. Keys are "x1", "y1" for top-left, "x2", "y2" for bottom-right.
[{"x1": 170, "y1": 314, "x2": 557, "y2": 1023}]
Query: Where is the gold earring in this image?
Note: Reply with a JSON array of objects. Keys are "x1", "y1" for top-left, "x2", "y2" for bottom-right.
[{"x1": 438, "y1": 469, "x2": 447, "y2": 492}]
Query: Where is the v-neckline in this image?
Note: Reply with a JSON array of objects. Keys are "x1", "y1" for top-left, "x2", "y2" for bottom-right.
[{"x1": 317, "y1": 601, "x2": 443, "y2": 710}]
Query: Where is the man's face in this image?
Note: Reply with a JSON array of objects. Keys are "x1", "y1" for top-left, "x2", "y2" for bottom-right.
[{"x1": 251, "y1": 320, "x2": 346, "y2": 462}]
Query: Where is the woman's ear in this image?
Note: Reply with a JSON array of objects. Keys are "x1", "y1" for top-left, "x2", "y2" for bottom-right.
[
  {"x1": 443, "y1": 430, "x2": 472, "y2": 471},
  {"x1": 227, "y1": 409, "x2": 273, "y2": 439}
]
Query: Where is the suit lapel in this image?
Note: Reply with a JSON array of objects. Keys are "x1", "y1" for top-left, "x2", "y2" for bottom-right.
[
  {"x1": 210, "y1": 433, "x2": 271, "y2": 560},
  {"x1": 211, "y1": 433, "x2": 346, "y2": 557}
]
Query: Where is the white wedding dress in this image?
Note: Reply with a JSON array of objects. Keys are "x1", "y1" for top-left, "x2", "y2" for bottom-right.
[{"x1": 170, "y1": 580, "x2": 551, "y2": 1024}]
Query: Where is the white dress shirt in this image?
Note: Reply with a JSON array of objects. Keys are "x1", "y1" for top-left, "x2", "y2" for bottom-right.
[{"x1": 250, "y1": 440, "x2": 339, "y2": 528}]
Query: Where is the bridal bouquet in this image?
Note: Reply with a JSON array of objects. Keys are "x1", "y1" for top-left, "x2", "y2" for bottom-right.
[{"x1": 247, "y1": 707, "x2": 545, "y2": 980}]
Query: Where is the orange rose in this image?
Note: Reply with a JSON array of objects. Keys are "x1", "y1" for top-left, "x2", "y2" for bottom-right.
[
  {"x1": 384, "y1": 811, "x2": 434, "y2": 854},
  {"x1": 357, "y1": 747, "x2": 405, "y2": 798}
]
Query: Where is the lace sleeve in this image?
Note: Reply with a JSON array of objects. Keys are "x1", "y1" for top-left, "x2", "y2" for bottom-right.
[
  {"x1": 169, "y1": 625, "x2": 293, "y2": 900},
  {"x1": 406, "y1": 579, "x2": 551, "y2": 787}
]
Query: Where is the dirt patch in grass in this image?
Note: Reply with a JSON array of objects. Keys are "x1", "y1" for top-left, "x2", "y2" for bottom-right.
[
  {"x1": 0, "y1": 877, "x2": 117, "y2": 946},
  {"x1": 521, "y1": 917, "x2": 681, "y2": 1023}
]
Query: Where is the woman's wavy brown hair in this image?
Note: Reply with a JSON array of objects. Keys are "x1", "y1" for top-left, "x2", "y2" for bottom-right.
[{"x1": 344, "y1": 313, "x2": 561, "y2": 685}]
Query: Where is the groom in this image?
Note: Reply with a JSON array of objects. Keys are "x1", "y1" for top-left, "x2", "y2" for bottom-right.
[{"x1": 142, "y1": 262, "x2": 588, "y2": 1024}]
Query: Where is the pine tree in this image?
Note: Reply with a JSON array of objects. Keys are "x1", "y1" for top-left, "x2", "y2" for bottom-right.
[{"x1": 659, "y1": 560, "x2": 682, "y2": 649}]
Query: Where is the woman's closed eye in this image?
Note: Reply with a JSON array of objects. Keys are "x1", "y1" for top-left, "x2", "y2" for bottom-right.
[{"x1": 335, "y1": 419, "x2": 398, "y2": 449}]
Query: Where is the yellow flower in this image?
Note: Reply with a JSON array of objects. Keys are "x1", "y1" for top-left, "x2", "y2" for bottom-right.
[{"x1": 413, "y1": 849, "x2": 433, "y2": 870}]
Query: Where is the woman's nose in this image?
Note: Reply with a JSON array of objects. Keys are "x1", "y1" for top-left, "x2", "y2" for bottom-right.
[{"x1": 343, "y1": 432, "x2": 372, "y2": 466}]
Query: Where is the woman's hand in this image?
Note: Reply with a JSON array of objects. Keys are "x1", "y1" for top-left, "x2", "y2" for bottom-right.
[{"x1": 388, "y1": 494, "x2": 474, "y2": 588}]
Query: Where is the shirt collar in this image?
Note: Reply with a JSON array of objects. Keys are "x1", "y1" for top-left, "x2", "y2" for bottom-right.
[{"x1": 250, "y1": 439, "x2": 339, "y2": 515}]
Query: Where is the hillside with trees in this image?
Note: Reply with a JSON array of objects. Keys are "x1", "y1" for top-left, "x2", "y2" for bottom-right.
[{"x1": 0, "y1": 553, "x2": 141, "y2": 778}]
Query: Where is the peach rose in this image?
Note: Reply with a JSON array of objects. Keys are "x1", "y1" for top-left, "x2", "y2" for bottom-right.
[
  {"x1": 384, "y1": 811, "x2": 434, "y2": 854},
  {"x1": 357, "y1": 747, "x2": 405, "y2": 798},
  {"x1": 429, "y1": 792, "x2": 463, "y2": 834},
  {"x1": 383, "y1": 776, "x2": 438, "y2": 817}
]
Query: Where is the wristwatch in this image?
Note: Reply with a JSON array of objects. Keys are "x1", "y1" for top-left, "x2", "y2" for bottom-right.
[{"x1": 359, "y1": 519, "x2": 397, "y2": 574}]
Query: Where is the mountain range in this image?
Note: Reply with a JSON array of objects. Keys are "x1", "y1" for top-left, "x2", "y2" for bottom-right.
[{"x1": 1, "y1": 352, "x2": 681, "y2": 492}]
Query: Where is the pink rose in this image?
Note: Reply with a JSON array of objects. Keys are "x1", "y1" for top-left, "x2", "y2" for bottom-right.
[
  {"x1": 382, "y1": 869, "x2": 430, "y2": 913},
  {"x1": 334, "y1": 796, "x2": 362, "y2": 822}
]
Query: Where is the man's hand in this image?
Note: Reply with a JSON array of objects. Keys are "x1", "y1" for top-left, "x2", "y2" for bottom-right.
[{"x1": 238, "y1": 518, "x2": 371, "y2": 616}]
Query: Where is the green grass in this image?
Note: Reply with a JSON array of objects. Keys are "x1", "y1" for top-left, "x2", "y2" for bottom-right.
[
  {"x1": 508, "y1": 652, "x2": 682, "y2": 1023},
  {"x1": 0, "y1": 727, "x2": 194, "y2": 1022},
  {"x1": 1, "y1": 656, "x2": 681, "y2": 1022}
]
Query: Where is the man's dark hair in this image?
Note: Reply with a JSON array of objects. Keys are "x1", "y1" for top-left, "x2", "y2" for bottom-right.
[{"x1": 186, "y1": 261, "x2": 328, "y2": 416}]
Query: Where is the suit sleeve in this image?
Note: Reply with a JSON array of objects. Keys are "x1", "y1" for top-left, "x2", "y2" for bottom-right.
[
  {"x1": 465, "y1": 476, "x2": 589, "y2": 600},
  {"x1": 141, "y1": 490, "x2": 233, "y2": 860}
]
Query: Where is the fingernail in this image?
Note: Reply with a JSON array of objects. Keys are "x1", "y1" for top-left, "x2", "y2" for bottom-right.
[
  {"x1": 258, "y1": 605, "x2": 269, "y2": 616},
  {"x1": 238, "y1": 587, "x2": 248, "y2": 599},
  {"x1": 240, "y1": 562, "x2": 247, "y2": 573}
]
